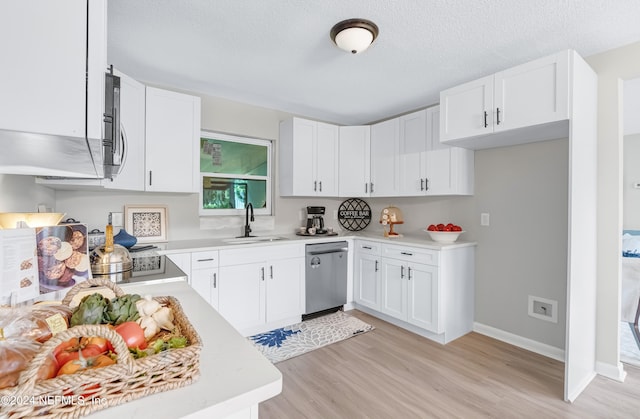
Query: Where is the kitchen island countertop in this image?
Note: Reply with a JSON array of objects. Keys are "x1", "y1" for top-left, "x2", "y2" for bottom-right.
[{"x1": 88, "y1": 280, "x2": 282, "y2": 419}]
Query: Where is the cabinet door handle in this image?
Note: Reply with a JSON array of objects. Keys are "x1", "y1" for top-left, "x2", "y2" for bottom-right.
[
  {"x1": 370, "y1": 183, "x2": 374, "y2": 194},
  {"x1": 375, "y1": 260, "x2": 378, "y2": 272},
  {"x1": 270, "y1": 265, "x2": 273, "y2": 279},
  {"x1": 408, "y1": 267, "x2": 412, "y2": 280},
  {"x1": 196, "y1": 258, "x2": 214, "y2": 262},
  {"x1": 212, "y1": 272, "x2": 217, "y2": 288},
  {"x1": 149, "y1": 170, "x2": 153, "y2": 186},
  {"x1": 484, "y1": 111, "x2": 488, "y2": 128},
  {"x1": 365, "y1": 183, "x2": 368, "y2": 193},
  {"x1": 314, "y1": 181, "x2": 317, "y2": 192},
  {"x1": 319, "y1": 181, "x2": 322, "y2": 192},
  {"x1": 363, "y1": 246, "x2": 372, "y2": 250},
  {"x1": 496, "y1": 107, "x2": 501, "y2": 125},
  {"x1": 401, "y1": 252, "x2": 413, "y2": 256},
  {"x1": 400, "y1": 265, "x2": 404, "y2": 278},
  {"x1": 261, "y1": 267, "x2": 265, "y2": 281},
  {"x1": 420, "y1": 178, "x2": 424, "y2": 191},
  {"x1": 425, "y1": 178, "x2": 429, "y2": 191}
]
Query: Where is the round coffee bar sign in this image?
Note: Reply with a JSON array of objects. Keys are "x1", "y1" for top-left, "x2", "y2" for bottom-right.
[{"x1": 338, "y1": 198, "x2": 372, "y2": 231}]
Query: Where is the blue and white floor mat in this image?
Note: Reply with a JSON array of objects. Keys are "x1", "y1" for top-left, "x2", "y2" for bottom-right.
[{"x1": 248, "y1": 311, "x2": 374, "y2": 363}]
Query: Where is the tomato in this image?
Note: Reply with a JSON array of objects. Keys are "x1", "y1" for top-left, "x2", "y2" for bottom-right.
[
  {"x1": 427, "y1": 224, "x2": 437, "y2": 231},
  {"x1": 452, "y1": 225, "x2": 462, "y2": 231},
  {"x1": 57, "y1": 354, "x2": 115, "y2": 376},
  {"x1": 114, "y1": 322, "x2": 147, "y2": 350},
  {"x1": 54, "y1": 338, "x2": 104, "y2": 367},
  {"x1": 436, "y1": 223, "x2": 445, "y2": 231}
]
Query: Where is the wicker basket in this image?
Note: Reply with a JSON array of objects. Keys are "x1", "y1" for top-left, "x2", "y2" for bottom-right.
[{"x1": 0, "y1": 278, "x2": 202, "y2": 418}]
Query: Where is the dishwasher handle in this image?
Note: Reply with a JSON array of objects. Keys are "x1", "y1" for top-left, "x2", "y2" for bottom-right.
[{"x1": 307, "y1": 248, "x2": 348, "y2": 256}]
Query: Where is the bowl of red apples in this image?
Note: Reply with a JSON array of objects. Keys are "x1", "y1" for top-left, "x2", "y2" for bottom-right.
[{"x1": 425, "y1": 223, "x2": 464, "y2": 243}]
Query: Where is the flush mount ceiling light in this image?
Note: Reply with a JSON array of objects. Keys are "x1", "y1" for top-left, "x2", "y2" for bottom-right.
[{"x1": 330, "y1": 18, "x2": 379, "y2": 54}]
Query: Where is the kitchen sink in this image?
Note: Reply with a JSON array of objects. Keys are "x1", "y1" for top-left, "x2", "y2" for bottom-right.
[{"x1": 222, "y1": 236, "x2": 289, "y2": 244}]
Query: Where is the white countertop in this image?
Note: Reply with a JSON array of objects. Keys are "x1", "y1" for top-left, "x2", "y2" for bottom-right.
[
  {"x1": 155, "y1": 230, "x2": 476, "y2": 255},
  {"x1": 88, "y1": 281, "x2": 282, "y2": 419}
]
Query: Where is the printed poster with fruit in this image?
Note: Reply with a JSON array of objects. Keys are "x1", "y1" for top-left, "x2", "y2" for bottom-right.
[
  {"x1": 36, "y1": 224, "x2": 90, "y2": 295},
  {"x1": 0, "y1": 228, "x2": 39, "y2": 304}
]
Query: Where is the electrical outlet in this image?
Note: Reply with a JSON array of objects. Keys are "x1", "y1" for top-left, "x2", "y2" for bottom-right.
[
  {"x1": 528, "y1": 295, "x2": 558, "y2": 323},
  {"x1": 480, "y1": 213, "x2": 490, "y2": 226},
  {"x1": 333, "y1": 210, "x2": 338, "y2": 220},
  {"x1": 533, "y1": 301, "x2": 552, "y2": 317}
]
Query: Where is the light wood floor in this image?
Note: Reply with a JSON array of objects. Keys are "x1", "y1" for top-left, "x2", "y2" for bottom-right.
[{"x1": 260, "y1": 310, "x2": 640, "y2": 418}]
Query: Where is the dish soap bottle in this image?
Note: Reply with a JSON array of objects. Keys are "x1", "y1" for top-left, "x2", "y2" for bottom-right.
[{"x1": 104, "y1": 214, "x2": 114, "y2": 253}]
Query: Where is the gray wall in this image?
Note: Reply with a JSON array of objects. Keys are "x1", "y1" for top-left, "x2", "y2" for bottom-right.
[
  {"x1": 624, "y1": 133, "x2": 640, "y2": 230},
  {"x1": 472, "y1": 139, "x2": 569, "y2": 349}
]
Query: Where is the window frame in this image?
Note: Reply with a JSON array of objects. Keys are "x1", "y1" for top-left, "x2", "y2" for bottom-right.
[{"x1": 198, "y1": 130, "x2": 272, "y2": 216}]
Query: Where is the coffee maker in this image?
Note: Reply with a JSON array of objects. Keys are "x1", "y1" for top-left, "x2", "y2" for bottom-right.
[{"x1": 306, "y1": 206, "x2": 327, "y2": 234}]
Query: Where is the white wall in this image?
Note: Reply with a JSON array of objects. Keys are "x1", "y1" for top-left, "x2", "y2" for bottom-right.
[
  {"x1": 586, "y1": 41, "x2": 640, "y2": 373},
  {"x1": 0, "y1": 174, "x2": 55, "y2": 212}
]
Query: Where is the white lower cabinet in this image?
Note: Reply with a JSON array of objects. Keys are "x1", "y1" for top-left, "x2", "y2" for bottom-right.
[
  {"x1": 380, "y1": 251, "x2": 439, "y2": 332},
  {"x1": 166, "y1": 251, "x2": 219, "y2": 310},
  {"x1": 354, "y1": 239, "x2": 474, "y2": 344},
  {"x1": 190, "y1": 251, "x2": 219, "y2": 310},
  {"x1": 219, "y1": 243, "x2": 305, "y2": 336},
  {"x1": 353, "y1": 241, "x2": 382, "y2": 310}
]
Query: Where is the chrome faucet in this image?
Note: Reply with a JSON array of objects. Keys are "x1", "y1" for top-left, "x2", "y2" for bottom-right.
[{"x1": 243, "y1": 203, "x2": 254, "y2": 237}]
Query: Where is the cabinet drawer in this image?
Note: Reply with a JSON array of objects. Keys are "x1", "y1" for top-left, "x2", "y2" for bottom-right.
[
  {"x1": 191, "y1": 250, "x2": 218, "y2": 270},
  {"x1": 219, "y1": 243, "x2": 304, "y2": 266},
  {"x1": 355, "y1": 240, "x2": 381, "y2": 256},
  {"x1": 382, "y1": 244, "x2": 439, "y2": 266}
]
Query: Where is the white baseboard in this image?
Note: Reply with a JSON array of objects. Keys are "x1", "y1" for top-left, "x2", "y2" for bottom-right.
[
  {"x1": 473, "y1": 322, "x2": 565, "y2": 362},
  {"x1": 595, "y1": 361, "x2": 627, "y2": 382}
]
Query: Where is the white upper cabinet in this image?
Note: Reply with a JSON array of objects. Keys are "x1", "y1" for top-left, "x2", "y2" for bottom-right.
[
  {"x1": 494, "y1": 52, "x2": 569, "y2": 132},
  {"x1": 398, "y1": 109, "x2": 428, "y2": 195},
  {"x1": 396, "y1": 107, "x2": 474, "y2": 196},
  {"x1": 440, "y1": 50, "x2": 570, "y2": 149},
  {"x1": 424, "y1": 107, "x2": 474, "y2": 195},
  {"x1": 370, "y1": 118, "x2": 400, "y2": 197},
  {"x1": 279, "y1": 117, "x2": 339, "y2": 197},
  {"x1": 439, "y1": 76, "x2": 493, "y2": 144},
  {"x1": 145, "y1": 87, "x2": 201, "y2": 193},
  {"x1": 338, "y1": 126, "x2": 371, "y2": 197},
  {"x1": 0, "y1": 0, "x2": 105, "y2": 139}
]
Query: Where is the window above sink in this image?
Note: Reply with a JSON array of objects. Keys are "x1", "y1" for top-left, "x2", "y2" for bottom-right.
[{"x1": 199, "y1": 131, "x2": 272, "y2": 217}]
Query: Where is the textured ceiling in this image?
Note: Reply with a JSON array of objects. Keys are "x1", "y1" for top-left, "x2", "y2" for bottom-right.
[{"x1": 107, "y1": 0, "x2": 640, "y2": 125}]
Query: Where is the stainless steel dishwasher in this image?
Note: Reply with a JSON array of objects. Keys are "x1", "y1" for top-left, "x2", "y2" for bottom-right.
[{"x1": 304, "y1": 241, "x2": 348, "y2": 319}]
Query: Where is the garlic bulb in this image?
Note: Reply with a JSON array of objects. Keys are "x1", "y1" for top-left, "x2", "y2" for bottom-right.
[
  {"x1": 137, "y1": 315, "x2": 160, "y2": 340},
  {"x1": 136, "y1": 295, "x2": 161, "y2": 317},
  {"x1": 152, "y1": 307, "x2": 175, "y2": 332}
]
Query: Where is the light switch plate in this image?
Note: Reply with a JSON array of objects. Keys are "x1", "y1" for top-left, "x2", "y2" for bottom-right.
[
  {"x1": 480, "y1": 213, "x2": 490, "y2": 226},
  {"x1": 111, "y1": 212, "x2": 124, "y2": 227}
]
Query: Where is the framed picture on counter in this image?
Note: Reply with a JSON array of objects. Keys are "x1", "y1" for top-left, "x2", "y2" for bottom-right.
[{"x1": 124, "y1": 205, "x2": 169, "y2": 243}]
